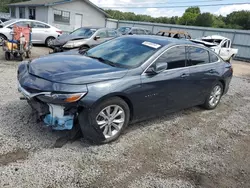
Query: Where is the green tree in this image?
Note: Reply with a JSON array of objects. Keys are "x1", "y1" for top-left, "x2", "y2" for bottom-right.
[
  {"x1": 212, "y1": 15, "x2": 226, "y2": 28},
  {"x1": 195, "y1": 12, "x2": 213, "y2": 27},
  {"x1": 226, "y1": 11, "x2": 250, "y2": 30},
  {"x1": 0, "y1": 0, "x2": 28, "y2": 12},
  {"x1": 178, "y1": 7, "x2": 201, "y2": 25}
]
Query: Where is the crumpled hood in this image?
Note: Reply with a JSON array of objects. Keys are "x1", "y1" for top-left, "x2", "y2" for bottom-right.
[
  {"x1": 53, "y1": 34, "x2": 88, "y2": 46},
  {"x1": 190, "y1": 39, "x2": 217, "y2": 47},
  {"x1": 28, "y1": 54, "x2": 128, "y2": 85}
]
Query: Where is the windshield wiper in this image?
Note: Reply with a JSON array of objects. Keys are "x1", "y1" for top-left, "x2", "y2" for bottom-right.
[{"x1": 86, "y1": 55, "x2": 117, "y2": 67}]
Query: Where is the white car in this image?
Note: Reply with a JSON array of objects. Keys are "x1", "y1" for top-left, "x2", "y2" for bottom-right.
[
  {"x1": 191, "y1": 35, "x2": 238, "y2": 62},
  {"x1": 0, "y1": 19, "x2": 62, "y2": 46}
]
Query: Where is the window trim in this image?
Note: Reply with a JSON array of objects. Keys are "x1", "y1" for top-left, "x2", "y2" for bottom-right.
[
  {"x1": 154, "y1": 45, "x2": 187, "y2": 71},
  {"x1": 10, "y1": 7, "x2": 16, "y2": 18},
  {"x1": 187, "y1": 46, "x2": 210, "y2": 67},
  {"x1": 142, "y1": 44, "x2": 221, "y2": 75},
  {"x1": 19, "y1": 7, "x2": 25, "y2": 19},
  {"x1": 53, "y1": 8, "x2": 70, "y2": 24}
]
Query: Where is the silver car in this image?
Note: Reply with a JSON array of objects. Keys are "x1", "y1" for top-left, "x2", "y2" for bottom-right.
[
  {"x1": 53, "y1": 27, "x2": 120, "y2": 50},
  {"x1": 0, "y1": 19, "x2": 62, "y2": 46}
]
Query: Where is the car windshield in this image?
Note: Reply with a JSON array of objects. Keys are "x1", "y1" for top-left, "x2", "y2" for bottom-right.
[
  {"x1": 118, "y1": 27, "x2": 131, "y2": 34},
  {"x1": 2, "y1": 19, "x2": 16, "y2": 26},
  {"x1": 85, "y1": 37, "x2": 162, "y2": 68},
  {"x1": 70, "y1": 28, "x2": 97, "y2": 38}
]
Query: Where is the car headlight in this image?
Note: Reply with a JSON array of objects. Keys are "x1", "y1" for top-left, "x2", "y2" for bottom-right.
[
  {"x1": 37, "y1": 92, "x2": 87, "y2": 103},
  {"x1": 63, "y1": 41, "x2": 85, "y2": 48}
]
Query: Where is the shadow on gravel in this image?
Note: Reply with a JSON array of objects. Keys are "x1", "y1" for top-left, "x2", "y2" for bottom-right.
[{"x1": 0, "y1": 149, "x2": 29, "y2": 166}]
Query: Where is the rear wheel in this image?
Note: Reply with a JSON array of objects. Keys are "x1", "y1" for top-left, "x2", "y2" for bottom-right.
[
  {"x1": 45, "y1": 37, "x2": 55, "y2": 47},
  {"x1": 202, "y1": 82, "x2": 223, "y2": 110},
  {"x1": 5, "y1": 52, "x2": 11, "y2": 60},
  {"x1": 78, "y1": 97, "x2": 130, "y2": 144},
  {"x1": 0, "y1": 34, "x2": 7, "y2": 46},
  {"x1": 26, "y1": 51, "x2": 31, "y2": 58}
]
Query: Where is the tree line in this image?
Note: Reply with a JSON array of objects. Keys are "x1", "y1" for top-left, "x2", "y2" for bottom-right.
[
  {"x1": 105, "y1": 7, "x2": 250, "y2": 30},
  {"x1": 0, "y1": 1, "x2": 249, "y2": 30}
]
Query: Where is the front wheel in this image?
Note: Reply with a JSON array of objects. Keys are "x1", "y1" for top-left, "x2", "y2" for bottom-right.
[
  {"x1": 202, "y1": 82, "x2": 223, "y2": 110},
  {"x1": 79, "y1": 97, "x2": 130, "y2": 144}
]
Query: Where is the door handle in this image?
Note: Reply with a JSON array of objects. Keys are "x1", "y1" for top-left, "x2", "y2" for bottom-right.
[
  {"x1": 209, "y1": 69, "x2": 216, "y2": 73},
  {"x1": 180, "y1": 73, "x2": 189, "y2": 78}
]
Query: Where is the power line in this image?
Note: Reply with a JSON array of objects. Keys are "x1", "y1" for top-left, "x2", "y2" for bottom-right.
[
  {"x1": 102, "y1": 2, "x2": 250, "y2": 9},
  {"x1": 97, "y1": 0, "x2": 223, "y2": 6}
]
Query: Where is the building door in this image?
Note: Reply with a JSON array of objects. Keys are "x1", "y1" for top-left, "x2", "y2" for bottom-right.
[{"x1": 75, "y1": 14, "x2": 83, "y2": 29}]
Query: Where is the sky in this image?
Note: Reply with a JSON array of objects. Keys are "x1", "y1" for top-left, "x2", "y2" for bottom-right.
[{"x1": 90, "y1": 0, "x2": 250, "y2": 17}]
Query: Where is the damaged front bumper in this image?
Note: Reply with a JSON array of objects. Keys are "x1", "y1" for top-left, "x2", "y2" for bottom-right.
[{"x1": 18, "y1": 83, "x2": 80, "y2": 130}]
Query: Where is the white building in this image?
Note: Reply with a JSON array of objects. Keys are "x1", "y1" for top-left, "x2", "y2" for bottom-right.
[{"x1": 9, "y1": 0, "x2": 109, "y2": 32}]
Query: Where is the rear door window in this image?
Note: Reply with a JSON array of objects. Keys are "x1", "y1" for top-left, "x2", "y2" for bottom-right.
[
  {"x1": 96, "y1": 30, "x2": 108, "y2": 38},
  {"x1": 137, "y1": 29, "x2": 145, "y2": 35},
  {"x1": 154, "y1": 46, "x2": 186, "y2": 70},
  {"x1": 210, "y1": 52, "x2": 219, "y2": 63},
  {"x1": 187, "y1": 47, "x2": 210, "y2": 66},
  {"x1": 32, "y1": 22, "x2": 50, "y2": 28},
  {"x1": 107, "y1": 30, "x2": 117, "y2": 37}
]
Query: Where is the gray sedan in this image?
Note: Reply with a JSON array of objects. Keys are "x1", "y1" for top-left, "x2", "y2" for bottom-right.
[
  {"x1": 52, "y1": 27, "x2": 120, "y2": 51},
  {"x1": 0, "y1": 19, "x2": 62, "y2": 46}
]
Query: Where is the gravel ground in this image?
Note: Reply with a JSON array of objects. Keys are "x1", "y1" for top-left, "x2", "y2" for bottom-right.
[{"x1": 0, "y1": 46, "x2": 249, "y2": 188}]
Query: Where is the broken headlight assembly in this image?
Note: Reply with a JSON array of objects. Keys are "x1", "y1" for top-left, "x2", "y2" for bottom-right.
[{"x1": 37, "y1": 92, "x2": 87, "y2": 104}]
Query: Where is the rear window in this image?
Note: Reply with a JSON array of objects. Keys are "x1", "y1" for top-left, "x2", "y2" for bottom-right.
[
  {"x1": 210, "y1": 52, "x2": 219, "y2": 63},
  {"x1": 188, "y1": 47, "x2": 210, "y2": 66}
]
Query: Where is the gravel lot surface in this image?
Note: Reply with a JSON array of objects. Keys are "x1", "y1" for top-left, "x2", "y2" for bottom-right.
[{"x1": 0, "y1": 46, "x2": 249, "y2": 188}]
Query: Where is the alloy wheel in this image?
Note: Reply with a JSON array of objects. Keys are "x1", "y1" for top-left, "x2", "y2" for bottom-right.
[
  {"x1": 209, "y1": 85, "x2": 222, "y2": 107},
  {"x1": 46, "y1": 38, "x2": 55, "y2": 47},
  {"x1": 0, "y1": 36, "x2": 5, "y2": 45},
  {"x1": 96, "y1": 105, "x2": 125, "y2": 139}
]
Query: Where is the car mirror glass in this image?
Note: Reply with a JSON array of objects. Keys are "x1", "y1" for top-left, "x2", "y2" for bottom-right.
[{"x1": 155, "y1": 62, "x2": 168, "y2": 73}]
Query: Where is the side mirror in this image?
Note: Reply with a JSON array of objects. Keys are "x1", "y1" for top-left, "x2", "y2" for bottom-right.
[
  {"x1": 94, "y1": 36, "x2": 100, "y2": 40},
  {"x1": 146, "y1": 62, "x2": 168, "y2": 75}
]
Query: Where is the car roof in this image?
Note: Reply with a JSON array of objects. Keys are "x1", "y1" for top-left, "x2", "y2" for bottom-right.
[
  {"x1": 202, "y1": 35, "x2": 228, "y2": 40},
  {"x1": 158, "y1": 30, "x2": 190, "y2": 35},
  {"x1": 123, "y1": 35, "x2": 193, "y2": 46}
]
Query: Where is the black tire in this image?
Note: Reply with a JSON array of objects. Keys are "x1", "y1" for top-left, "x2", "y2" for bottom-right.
[
  {"x1": 5, "y1": 52, "x2": 10, "y2": 60},
  {"x1": 202, "y1": 82, "x2": 223, "y2": 110},
  {"x1": 45, "y1": 37, "x2": 55, "y2": 47},
  {"x1": 227, "y1": 55, "x2": 234, "y2": 63},
  {"x1": 0, "y1": 34, "x2": 7, "y2": 45},
  {"x1": 78, "y1": 97, "x2": 130, "y2": 144},
  {"x1": 19, "y1": 53, "x2": 25, "y2": 61},
  {"x1": 26, "y1": 51, "x2": 31, "y2": 58},
  {"x1": 79, "y1": 45, "x2": 89, "y2": 51}
]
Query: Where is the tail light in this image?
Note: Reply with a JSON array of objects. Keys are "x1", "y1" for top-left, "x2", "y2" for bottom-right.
[{"x1": 56, "y1": 30, "x2": 62, "y2": 35}]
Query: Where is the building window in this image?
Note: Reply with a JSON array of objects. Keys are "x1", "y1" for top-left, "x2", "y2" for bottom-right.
[
  {"x1": 19, "y1": 7, "x2": 25, "y2": 18},
  {"x1": 29, "y1": 8, "x2": 36, "y2": 19},
  {"x1": 10, "y1": 7, "x2": 16, "y2": 18},
  {"x1": 54, "y1": 9, "x2": 70, "y2": 23}
]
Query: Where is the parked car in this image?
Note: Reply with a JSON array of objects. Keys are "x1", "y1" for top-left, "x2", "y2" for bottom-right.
[
  {"x1": 117, "y1": 26, "x2": 151, "y2": 35},
  {"x1": 0, "y1": 17, "x2": 9, "y2": 25},
  {"x1": 0, "y1": 19, "x2": 62, "y2": 46},
  {"x1": 191, "y1": 35, "x2": 238, "y2": 62},
  {"x1": 51, "y1": 27, "x2": 120, "y2": 52},
  {"x1": 156, "y1": 30, "x2": 191, "y2": 39},
  {"x1": 18, "y1": 35, "x2": 233, "y2": 144}
]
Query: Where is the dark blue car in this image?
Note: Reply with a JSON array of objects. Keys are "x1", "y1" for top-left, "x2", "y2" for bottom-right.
[{"x1": 18, "y1": 35, "x2": 233, "y2": 143}]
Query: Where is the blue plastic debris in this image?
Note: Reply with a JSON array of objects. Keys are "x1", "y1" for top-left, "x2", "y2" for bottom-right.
[{"x1": 44, "y1": 114, "x2": 74, "y2": 130}]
